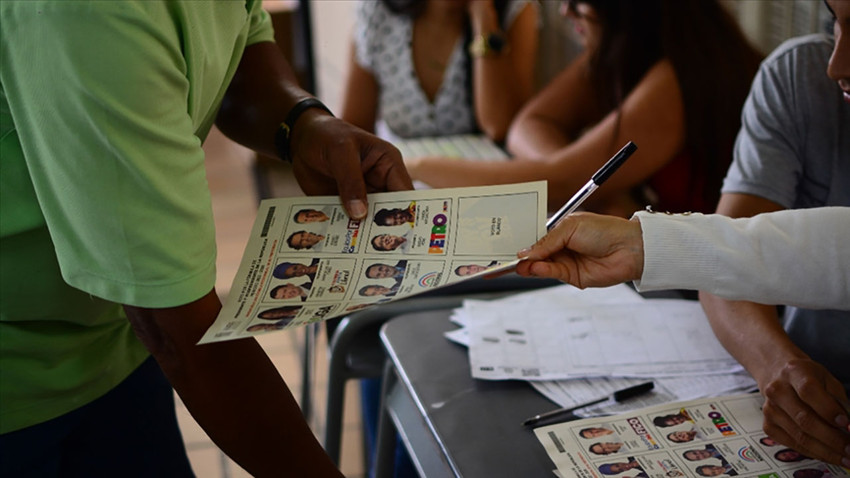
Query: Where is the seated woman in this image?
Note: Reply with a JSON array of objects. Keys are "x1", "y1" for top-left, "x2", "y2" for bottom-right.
[
  {"x1": 405, "y1": 0, "x2": 763, "y2": 216},
  {"x1": 341, "y1": 0, "x2": 538, "y2": 142}
]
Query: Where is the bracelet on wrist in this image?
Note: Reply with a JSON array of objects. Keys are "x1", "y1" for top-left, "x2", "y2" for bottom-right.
[
  {"x1": 469, "y1": 31, "x2": 508, "y2": 58},
  {"x1": 274, "y1": 97, "x2": 333, "y2": 163}
]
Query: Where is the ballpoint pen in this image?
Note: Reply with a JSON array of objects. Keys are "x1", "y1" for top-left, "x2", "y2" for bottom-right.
[
  {"x1": 546, "y1": 141, "x2": 638, "y2": 230},
  {"x1": 522, "y1": 381, "x2": 654, "y2": 427}
]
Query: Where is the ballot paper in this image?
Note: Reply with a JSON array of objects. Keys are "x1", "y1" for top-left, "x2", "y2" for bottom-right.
[
  {"x1": 199, "y1": 182, "x2": 547, "y2": 344},
  {"x1": 534, "y1": 393, "x2": 850, "y2": 478},
  {"x1": 462, "y1": 295, "x2": 742, "y2": 380}
]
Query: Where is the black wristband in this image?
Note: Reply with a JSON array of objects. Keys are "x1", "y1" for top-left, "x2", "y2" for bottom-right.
[{"x1": 274, "y1": 97, "x2": 333, "y2": 163}]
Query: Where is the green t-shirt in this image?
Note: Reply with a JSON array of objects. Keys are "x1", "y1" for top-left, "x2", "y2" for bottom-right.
[{"x1": 0, "y1": 0, "x2": 274, "y2": 434}]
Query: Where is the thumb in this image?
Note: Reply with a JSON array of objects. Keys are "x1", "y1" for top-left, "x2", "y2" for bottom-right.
[{"x1": 520, "y1": 217, "x2": 581, "y2": 261}]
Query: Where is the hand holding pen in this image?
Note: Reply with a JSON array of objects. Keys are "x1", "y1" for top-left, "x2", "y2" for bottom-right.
[{"x1": 516, "y1": 211, "x2": 646, "y2": 288}]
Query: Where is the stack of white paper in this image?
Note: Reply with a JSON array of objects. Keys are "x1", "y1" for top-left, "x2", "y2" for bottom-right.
[{"x1": 446, "y1": 284, "x2": 756, "y2": 416}]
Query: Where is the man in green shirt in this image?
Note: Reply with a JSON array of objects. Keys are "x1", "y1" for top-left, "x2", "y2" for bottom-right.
[{"x1": 0, "y1": 1, "x2": 411, "y2": 476}]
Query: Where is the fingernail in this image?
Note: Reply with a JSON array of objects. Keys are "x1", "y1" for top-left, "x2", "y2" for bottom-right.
[
  {"x1": 348, "y1": 200, "x2": 367, "y2": 219},
  {"x1": 842, "y1": 457, "x2": 850, "y2": 468},
  {"x1": 518, "y1": 247, "x2": 531, "y2": 257},
  {"x1": 836, "y1": 414, "x2": 849, "y2": 428}
]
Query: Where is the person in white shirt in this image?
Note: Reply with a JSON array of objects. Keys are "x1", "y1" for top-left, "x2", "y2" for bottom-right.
[
  {"x1": 515, "y1": 208, "x2": 850, "y2": 468},
  {"x1": 516, "y1": 208, "x2": 850, "y2": 312}
]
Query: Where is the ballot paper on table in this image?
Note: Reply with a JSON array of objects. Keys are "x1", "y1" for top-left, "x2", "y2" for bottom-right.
[
  {"x1": 534, "y1": 393, "x2": 850, "y2": 478},
  {"x1": 455, "y1": 285, "x2": 743, "y2": 381}
]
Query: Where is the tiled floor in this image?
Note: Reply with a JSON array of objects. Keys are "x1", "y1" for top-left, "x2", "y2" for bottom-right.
[{"x1": 178, "y1": 127, "x2": 366, "y2": 477}]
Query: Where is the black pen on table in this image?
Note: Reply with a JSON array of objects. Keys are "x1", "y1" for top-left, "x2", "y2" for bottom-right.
[
  {"x1": 522, "y1": 381, "x2": 654, "y2": 427},
  {"x1": 546, "y1": 141, "x2": 638, "y2": 230}
]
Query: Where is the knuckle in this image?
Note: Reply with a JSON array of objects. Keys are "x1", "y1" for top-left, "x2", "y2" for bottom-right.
[
  {"x1": 761, "y1": 402, "x2": 779, "y2": 421},
  {"x1": 778, "y1": 361, "x2": 800, "y2": 379},
  {"x1": 762, "y1": 382, "x2": 783, "y2": 400},
  {"x1": 792, "y1": 408, "x2": 817, "y2": 429},
  {"x1": 788, "y1": 427, "x2": 810, "y2": 450},
  {"x1": 762, "y1": 421, "x2": 778, "y2": 437},
  {"x1": 794, "y1": 377, "x2": 821, "y2": 401},
  {"x1": 784, "y1": 359, "x2": 817, "y2": 377}
]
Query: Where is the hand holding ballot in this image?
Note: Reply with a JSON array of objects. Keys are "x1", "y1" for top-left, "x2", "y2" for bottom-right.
[
  {"x1": 517, "y1": 208, "x2": 850, "y2": 311},
  {"x1": 200, "y1": 182, "x2": 548, "y2": 343},
  {"x1": 517, "y1": 212, "x2": 644, "y2": 289},
  {"x1": 286, "y1": 112, "x2": 414, "y2": 219}
]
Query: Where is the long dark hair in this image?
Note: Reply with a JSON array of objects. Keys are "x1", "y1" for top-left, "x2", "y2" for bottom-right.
[{"x1": 569, "y1": 0, "x2": 763, "y2": 209}]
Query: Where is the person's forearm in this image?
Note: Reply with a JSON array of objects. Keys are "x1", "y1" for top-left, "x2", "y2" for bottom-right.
[
  {"x1": 635, "y1": 210, "x2": 850, "y2": 309},
  {"x1": 701, "y1": 292, "x2": 850, "y2": 466},
  {"x1": 410, "y1": 156, "x2": 569, "y2": 204},
  {"x1": 411, "y1": 153, "x2": 613, "y2": 211},
  {"x1": 468, "y1": 1, "x2": 534, "y2": 141},
  {"x1": 505, "y1": 116, "x2": 572, "y2": 158},
  {"x1": 699, "y1": 294, "x2": 805, "y2": 385},
  {"x1": 505, "y1": 52, "x2": 595, "y2": 157},
  {"x1": 472, "y1": 56, "x2": 530, "y2": 141},
  {"x1": 216, "y1": 41, "x2": 313, "y2": 158},
  {"x1": 125, "y1": 291, "x2": 342, "y2": 477},
  {"x1": 339, "y1": 44, "x2": 379, "y2": 134},
  {"x1": 171, "y1": 339, "x2": 340, "y2": 477}
]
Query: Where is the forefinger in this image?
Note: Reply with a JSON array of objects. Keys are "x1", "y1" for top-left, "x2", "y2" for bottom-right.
[{"x1": 327, "y1": 139, "x2": 370, "y2": 219}]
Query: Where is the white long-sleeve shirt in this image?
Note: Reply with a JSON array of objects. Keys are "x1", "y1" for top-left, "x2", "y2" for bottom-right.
[{"x1": 633, "y1": 207, "x2": 850, "y2": 310}]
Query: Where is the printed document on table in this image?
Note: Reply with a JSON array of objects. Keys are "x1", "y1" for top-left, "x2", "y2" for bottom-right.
[
  {"x1": 446, "y1": 284, "x2": 755, "y2": 415},
  {"x1": 534, "y1": 393, "x2": 850, "y2": 477},
  {"x1": 465, "y1": 296, "x2": 742, "y2": 380},
  {"x1": 198, "y1": 182, "x2": 547, "y2": 344}
]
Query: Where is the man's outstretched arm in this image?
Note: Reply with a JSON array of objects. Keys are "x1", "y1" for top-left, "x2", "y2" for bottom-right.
[
  {"x1": 216, "y1": 41, "x2": 412, "y2": 219},
  {"x1": 125, "y1": 290, "x2": 343, "y2": 478}
]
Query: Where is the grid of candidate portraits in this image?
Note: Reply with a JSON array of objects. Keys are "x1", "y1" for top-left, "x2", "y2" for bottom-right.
[
  {"x1": 244, "y1": 197, "x2": 514, "y2": 335},
  {"x1": 558, "y1": 397, "x2": 845, "y2": 478}
]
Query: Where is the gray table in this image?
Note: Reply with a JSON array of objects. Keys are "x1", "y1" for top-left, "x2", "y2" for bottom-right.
[{"x1": 374, "y1": 309, "x2": 560, "y2": 477}]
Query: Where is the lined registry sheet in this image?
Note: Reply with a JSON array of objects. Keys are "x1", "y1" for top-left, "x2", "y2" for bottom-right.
[{"x1": 453, "y1": 285, "x2": 742, "y2": 380}]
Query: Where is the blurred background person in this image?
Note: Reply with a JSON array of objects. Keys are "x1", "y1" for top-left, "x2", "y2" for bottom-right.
[
  {"x1": 406, "y1": 0, "x2": 762, "y2": 217},
  {"x1": 341, "y1": 0, "x2": 539, "y2": 143}
]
